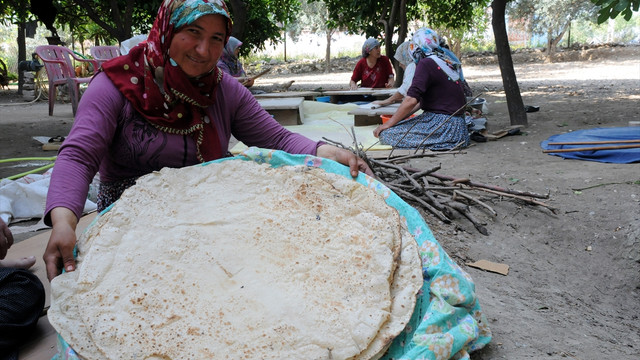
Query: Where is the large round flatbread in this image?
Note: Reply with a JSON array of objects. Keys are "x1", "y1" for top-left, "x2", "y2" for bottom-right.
[
  {"x1": 355, "y1": 226, "x2": 423, "y2": 360},
  {"x1": 49, "y1": 160, "x2": 421, "y2": 359}
]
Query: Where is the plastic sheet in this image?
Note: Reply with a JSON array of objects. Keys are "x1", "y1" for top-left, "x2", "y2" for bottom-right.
[{"x1": 540, "y1": 127, "x2": 640, "y2": 164}]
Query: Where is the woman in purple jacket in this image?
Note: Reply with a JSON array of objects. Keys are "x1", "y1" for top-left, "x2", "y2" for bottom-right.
[
  {"x1": 373, "y1": 28, "x2": 470, "y2": 150},
  {"x1": 43, "y1": 0, "x2": 371, "y2": 281}
]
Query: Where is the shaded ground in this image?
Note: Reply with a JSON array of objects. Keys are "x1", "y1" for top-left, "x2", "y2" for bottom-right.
[{"x1": 1, "y1": 45, "x2": 639, "y2": 359}]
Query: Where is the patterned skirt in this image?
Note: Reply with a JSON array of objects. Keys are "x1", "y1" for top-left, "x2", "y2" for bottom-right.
[{"x1": 379, "y1": 111, "x2": 470, "y2": 150}]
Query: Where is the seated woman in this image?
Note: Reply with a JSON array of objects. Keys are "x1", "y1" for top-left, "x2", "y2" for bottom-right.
[
  {"x1": 349, "y1": 37, "x2": 394, "y2": 90},
  {"x1": 217, "y1": 36, "x2": 254, "y2": 88},
  {"x1": 371, "y1": 41, "x2": 415, "y2": 107},
  {"x1": 373, "y1": 28, "x2": 470, "y2": 150}
]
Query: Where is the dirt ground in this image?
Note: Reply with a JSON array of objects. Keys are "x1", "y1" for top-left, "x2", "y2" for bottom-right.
[{"x1": 1, "y1": 46, "x2": 639, "y2": 359}]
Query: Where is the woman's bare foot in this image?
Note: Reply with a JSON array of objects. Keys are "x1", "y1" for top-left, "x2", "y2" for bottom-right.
[{"x1": 0, "y1": 255, "x2": 37, "y2": 270}]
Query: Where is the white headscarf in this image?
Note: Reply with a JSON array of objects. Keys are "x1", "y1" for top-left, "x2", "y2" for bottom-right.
[
  {"x1": 410, "y1": 28, "x2": 462, "y2": 81},
  {"x1": 394, "y1": 41, "x2": 413, "y2": 66}
]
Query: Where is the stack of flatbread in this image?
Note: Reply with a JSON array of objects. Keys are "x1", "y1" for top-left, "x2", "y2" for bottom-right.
[{"x1": 49, "y1": 160, "x2": 423, "y2": 359}]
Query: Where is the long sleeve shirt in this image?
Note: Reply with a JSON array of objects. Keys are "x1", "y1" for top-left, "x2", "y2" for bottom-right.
[
  {"x1": 44, "y1": 72, "x2": 320, "y2": 223},
  {"x1": 406, "y1": 58, "x2": 466, "y2": 115}
]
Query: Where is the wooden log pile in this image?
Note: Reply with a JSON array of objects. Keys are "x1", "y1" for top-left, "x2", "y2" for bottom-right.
[{"x1": 325, "y1": 132, "x2": 556, "y2": 235}]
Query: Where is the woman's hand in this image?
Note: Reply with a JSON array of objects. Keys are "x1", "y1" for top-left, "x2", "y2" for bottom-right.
[
  {"x1": 349, "y1": 81, "x2": 358, "y2": 90},
  {"x1": 385, "y1": 77, "x2": 394, "y2": 88},
  {"x1": 44, "y1": 207, "x2": 78, "y2": 281},
  {"x1": 373, "y1": 123, "x2": 390, "y2": 138},
  {"x1": 242, "y1": 78, "x2": 255, "y2": 87},
  {"x1": 316, "y1": 144, "x2": 373, "y2": 177}
]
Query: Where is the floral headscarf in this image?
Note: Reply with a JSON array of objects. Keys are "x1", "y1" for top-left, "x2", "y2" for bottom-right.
[
  {"x1": 101, "y1": 0, "x2": 232, "y2": 162},
  {"x1": 362, "y1": 37, "x2": 381, "y2": 58},
  {"x1": 409, "y1": 28, "x2": 462, "y2": 81},
  {"x1": 218, "y1": 36, "x2": 246, "y2": 77},
  {"x1": 394, "y1": 41, "x2": 413, "y2": 66}
]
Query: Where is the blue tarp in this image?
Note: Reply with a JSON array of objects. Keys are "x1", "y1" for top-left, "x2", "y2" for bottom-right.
[{"x1": 540, "y1": 127, "x2": 640, "y2": 163}]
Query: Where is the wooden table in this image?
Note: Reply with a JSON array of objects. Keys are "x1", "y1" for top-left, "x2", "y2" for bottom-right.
[
  {"x1": 254, "y1": 91, "x2": 321, "y2": 101},
  {"x1": 257, "y1": 97, "x2": 305, "y2": 125},
  {"x1": 322, "y1": 88, "x2": 396, "y2": 104},
  {"x1": 348, "y1": 103, "x2": 400, "y2": 126}
]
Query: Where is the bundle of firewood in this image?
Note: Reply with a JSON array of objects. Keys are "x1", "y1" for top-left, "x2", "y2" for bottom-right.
[{"x1": 325, "y1": 135, "x2": 555, "y2": 235}]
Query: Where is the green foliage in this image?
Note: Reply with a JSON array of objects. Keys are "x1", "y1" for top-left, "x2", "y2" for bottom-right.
[
  {"x1": 230, "y1": 0, "x2": 301, "y2": 55},
  {"x1": 0, "y1": 0, "x2": 31, "y2": 24},
  {"x1": 419, "y1": 0, "x2": 490, "y2": 30},
  {"x1": 570, "y1": 9, "x2": 640, "y2": 43},
  {"x1": 509, "y1": 0, "x2": 599, "y2": 38},
  {"x1": 592, "y1": 0, "x2": 640, "y2": 23},
  {"x1": 319, "y1": 0, "x2": 489, "y2": 56},
  {"x1": 2, "y1": 0, "x2": 301, "y2": 53},
  {"x1": 288, "y1": 0, "x2": 333, "y2": 42},
  {"x1": 320, "y1": 0, "x2": 419, "y2": 38},
  {"x1": 507, "y1": 0, "x2": 603, "y2": 52}
]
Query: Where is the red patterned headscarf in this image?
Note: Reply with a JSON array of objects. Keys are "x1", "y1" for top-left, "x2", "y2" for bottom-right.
[{"x1": 102, "y1": 0, "x2": 232, "y2": 162}]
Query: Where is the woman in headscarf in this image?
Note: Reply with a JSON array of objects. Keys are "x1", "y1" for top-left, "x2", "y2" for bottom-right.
[
  {"x1": 371, "y1": 40, "x2": 416, "y2": 106},
  {"x1": 372, "y1": 28, "x2": 470, "y2": 150},
  {"x1": 42, "y1": 0, "x2": 372, "y2": 281},
  {"x1": 349, "y1": 37, "x2": 394, "y2": 90},
  {"x1": 217, "y1": 36, "x2": 254, "y2": 87}
]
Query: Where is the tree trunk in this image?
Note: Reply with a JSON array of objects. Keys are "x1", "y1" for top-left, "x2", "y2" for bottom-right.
[
  {"x1": 546, "y1": 28, "x2": 555, "y2": 60},
  {"x1": 546, "y1": 21, "x2": 569, "y2": 62},
  {"x1": 491, "y1": 0, "x2": 527, "y2": 126},
  {"x1": 324, "y1": 31, "x2": 332, "y2": 73},
  {"x1": 386, "y1": 0, "x2": 408, "y2": 86},
  {"x1": 17, "y1": 22, "x2": 26, "y2": 95},
  {"x1": 228, "y1": 0, "x2": 248, "y2": 40}
]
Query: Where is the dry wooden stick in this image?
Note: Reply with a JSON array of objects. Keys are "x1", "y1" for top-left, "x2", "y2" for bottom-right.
[
  {"x1": 549, "y1": 139, "x2": 640, "y2": 145},
  {"x1": 473, "y1": 187, "x2": 558, "y2": 213},
  {"x1": 442, "y1": 201, "x2": 489, "y2": 235},
  {"x1": 370, "y1": 159, "x2": 423, "y2": 191},
  {"x1": 425, "y1": 186, "x2": 464, "y2": 191},
  {"x1": 410, "y1": 164, "x2": 442, "y2": 179},
  {"x1": 453, "y1": 189, "x2": 498, "y2": 217},
  {"x1": 366, "y1": 149, "x2": 554, "y2": 234},
  {"x1": 543, "y1": 144, "x2": 640, "y2": 153},
  {"x1": 419, "y1": 178, "x2": 447, "y2": 212},
  {"x1": 249, "y1": 68, "x2": 270, "y2": 80},
  {"x1": 387, "y1": 184, "x2": 450, "y2": 223},
  {"x1": 421, "y1": 171, "x2": 550, "y2": 199}
]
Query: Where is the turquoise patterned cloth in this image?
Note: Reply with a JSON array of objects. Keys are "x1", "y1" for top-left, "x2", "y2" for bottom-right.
[{"x1": 53, "y1": 147, "x2": 491, "y2": 360}]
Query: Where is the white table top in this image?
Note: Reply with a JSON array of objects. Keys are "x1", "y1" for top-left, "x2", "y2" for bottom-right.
[
  {"x1": 322, "y1": 88, "x2": 397, "y2": 96},
  {"x1": 254, "y1": 91, "x2": 321, "y2": 99},
  {"x1": 256, "y1": 97, "x2": 305, "y2": 109},
  {"x1": 348, "y1": 103, "x2": 400, "y2": 116}
]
